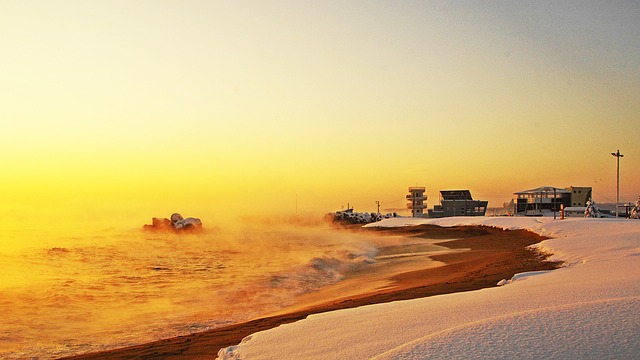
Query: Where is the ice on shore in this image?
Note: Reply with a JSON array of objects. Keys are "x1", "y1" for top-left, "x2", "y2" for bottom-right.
[
  {"x1": 497, "y1": 270, "x2": 554, "y2": 286},
  {"x1": 217, "y1": 217, "x2": 640, "y2": 359}
]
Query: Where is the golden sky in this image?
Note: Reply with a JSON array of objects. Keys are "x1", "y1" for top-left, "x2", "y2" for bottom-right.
[{"x1": 1, "y1": 1, "x2": 639, "y2": 226}]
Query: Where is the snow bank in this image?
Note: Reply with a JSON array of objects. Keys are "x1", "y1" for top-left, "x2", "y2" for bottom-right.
[{"x1": 217, "y1": 217, "x2": 640, "y2": 359}]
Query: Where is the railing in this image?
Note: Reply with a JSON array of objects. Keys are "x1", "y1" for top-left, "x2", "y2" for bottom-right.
[
  {"x1": 406, "y1": 195, "x2": 427, "y2": 200},
  {"x1": 407, "y1": 204, "x2": 427, "y2": 209},
  {"x1": 526, "y1": 198, "x2": 558, "y2": 203}
]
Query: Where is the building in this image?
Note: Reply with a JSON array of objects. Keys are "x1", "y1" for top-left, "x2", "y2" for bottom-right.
[
  {"x1": 407, "y1": 187, "x2": 427, "y2": 218},
  {"x1": 514, "y1": 186, "x2": 570, "y2": 214},
  {"x1": 513, "y1": 186, "x2": 593, "y2": 215},
  {"x1": 567, "y1": 186, "x2": 592, "y2": 207},
  {"x1": 428, "y1": 190, "x2": 488, "y2": 218}
]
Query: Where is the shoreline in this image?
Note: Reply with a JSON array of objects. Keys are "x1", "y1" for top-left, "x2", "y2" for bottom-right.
[{"x1": 62, "y1": 224, "x2": 560, "y2": 360}]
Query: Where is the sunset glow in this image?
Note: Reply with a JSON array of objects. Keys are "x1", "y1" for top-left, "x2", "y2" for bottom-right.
[{"x1": 1, "y1": 1, "x2": 639, "y2": 229}]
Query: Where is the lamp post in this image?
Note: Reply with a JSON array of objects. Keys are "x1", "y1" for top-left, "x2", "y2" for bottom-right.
[
  {"x1": 553, "y1": 187, "x2": 557, "y2": 220},
  {"x1": 611, "y1": 150, "x2": 624, "y2": 218}
]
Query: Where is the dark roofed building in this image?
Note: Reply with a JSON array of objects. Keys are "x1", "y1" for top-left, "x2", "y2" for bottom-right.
[{"x1": 428, "y1": 190, "x2": 488, "y2": 218}]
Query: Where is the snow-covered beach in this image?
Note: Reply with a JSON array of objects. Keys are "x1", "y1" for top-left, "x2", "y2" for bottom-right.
[
  {"x1": 62, "y1": 219, "x2": 555, "y2": 359},
  {"x1": 218, "y1": 217, "x2": 640, "y2": 359}
]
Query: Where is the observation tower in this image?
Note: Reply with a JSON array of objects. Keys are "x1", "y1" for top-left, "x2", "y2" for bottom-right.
[{"x1": 407, "y1": 186, "x2": 427, "y2": 218}]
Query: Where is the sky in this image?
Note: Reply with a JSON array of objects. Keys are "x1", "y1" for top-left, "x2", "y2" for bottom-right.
[{"x1": 1, "y1": 1, "x2": 639, "y2": 227}]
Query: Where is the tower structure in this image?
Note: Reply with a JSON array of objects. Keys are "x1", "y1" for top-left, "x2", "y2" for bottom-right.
[{"x1": 407, "y1": 186, "x2": 427, "y2": 218}]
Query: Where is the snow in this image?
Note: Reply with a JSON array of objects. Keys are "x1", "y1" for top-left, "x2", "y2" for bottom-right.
[{"x1": 217, "y1": 217, "x2": 640, "y2": 359}]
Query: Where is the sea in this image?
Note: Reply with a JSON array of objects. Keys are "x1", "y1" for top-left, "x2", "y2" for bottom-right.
[{"x1": 0, "y1": 218, "x2": 450, "y2": 358}]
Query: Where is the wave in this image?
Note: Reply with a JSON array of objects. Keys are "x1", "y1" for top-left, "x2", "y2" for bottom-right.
[{"x1": 268, "y1": 246, "x2": 379, "y2": 297}]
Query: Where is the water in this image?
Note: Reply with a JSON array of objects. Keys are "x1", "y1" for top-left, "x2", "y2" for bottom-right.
[{"x1": 0, "y1": 220, "x2": 447, "y2": 358}]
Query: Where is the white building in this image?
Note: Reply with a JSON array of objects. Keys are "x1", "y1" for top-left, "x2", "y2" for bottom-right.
[
  {"x1": 513, "y1": 185, "x2": 593, "y2": 216},
  {"x1": 407, "y1": 187, "x2": 427, "y2": 218}
]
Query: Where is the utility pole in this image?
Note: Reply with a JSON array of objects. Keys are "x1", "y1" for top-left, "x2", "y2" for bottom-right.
[
  {"x1": 611, "y1": 149, "x2": 624, "y2": 218},
  {"x1": 376, "y1": 201, "x2": 380, "y2": 215}
]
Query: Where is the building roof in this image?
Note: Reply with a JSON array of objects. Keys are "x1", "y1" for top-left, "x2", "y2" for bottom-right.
[
  {"x1": 440, "y1": 190, "x2": 474, "y2": 200},
  {"x1": 514, "y1": 186, "x2": 571, "y2": 195}
]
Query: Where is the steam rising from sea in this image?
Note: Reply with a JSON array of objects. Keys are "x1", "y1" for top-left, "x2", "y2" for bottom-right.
[{"x1": 0, "y1": 219, "x2": 446, "y2": 358}]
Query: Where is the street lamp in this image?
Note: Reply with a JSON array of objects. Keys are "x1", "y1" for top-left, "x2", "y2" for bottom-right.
[{"x1": 611, "y1": 149, "x2": 624, "y2": 218}]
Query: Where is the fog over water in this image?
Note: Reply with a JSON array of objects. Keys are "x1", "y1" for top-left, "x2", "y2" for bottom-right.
[{"x1": 0, "y1": 218, "x2": 450, "y2": 358}]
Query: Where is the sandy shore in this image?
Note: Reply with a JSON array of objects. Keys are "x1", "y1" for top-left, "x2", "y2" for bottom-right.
[{"x1": 62, "y1": 224, "x2": 560, "y2": 360}]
